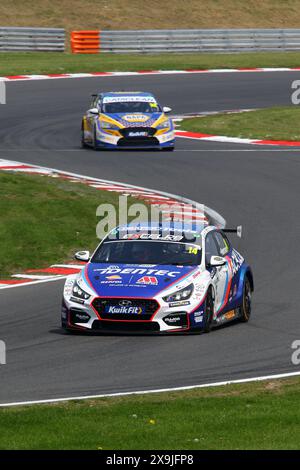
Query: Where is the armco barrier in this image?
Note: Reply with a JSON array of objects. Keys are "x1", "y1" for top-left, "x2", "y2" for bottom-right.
[
  {"x1": 71, "y1": 28, "x2": 300, "y2": 53},
  {"x1": 0, "y1": 27, "x2": 65, "y2": 52},
  {"x1": 71, "y1": 31, "x2": 100, "y2": 54}
]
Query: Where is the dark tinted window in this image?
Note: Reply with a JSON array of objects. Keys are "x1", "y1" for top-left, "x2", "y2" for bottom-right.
[
  {"x1": 213, "y1": 231, "x2": 230, "y2": 256},
  {"x1": 92, "y1": 240, "x2": 202, "y2": 266},
  {"x1": 205, "y1": 232, "x2": 219, "y2": 265},
  {"x1": 102, "y1": 101, "x2": 160, "y2": 114}
]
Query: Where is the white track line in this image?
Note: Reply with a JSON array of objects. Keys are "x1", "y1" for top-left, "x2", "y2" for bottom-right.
[
  {"x1": 11, "y1": 274, "x2": 59, "y2": 280},
  {"x1": 0, "y1": 276, "x2": 67, "y2": 290},
  {"x1": 50, "y1": 264, "x2": 84, "y2": 269},
  {"x1": 1, "y1": 370, "x2": 300, "y2": 408}
]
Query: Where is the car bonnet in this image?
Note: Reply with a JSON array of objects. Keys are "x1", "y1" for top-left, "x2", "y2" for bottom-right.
[{"x1": 84, "y1": 263, "x2": 198, "y2": 298}]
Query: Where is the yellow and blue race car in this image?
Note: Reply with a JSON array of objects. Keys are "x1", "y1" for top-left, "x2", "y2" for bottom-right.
[{"x1": 81, "y1": 91, "x2": 175, "y2": 150}]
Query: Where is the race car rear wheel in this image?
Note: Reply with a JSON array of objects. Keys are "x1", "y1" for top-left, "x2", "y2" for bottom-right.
[
  {"x1": 203, "y1": 288, "x2": 214, "y2": 333},
  {"x1": 239, "y1": 278, "x2": 252, "y2": 322},
  {"x1": 162, "y1": 147, "x2": 174, "y2": 151}
]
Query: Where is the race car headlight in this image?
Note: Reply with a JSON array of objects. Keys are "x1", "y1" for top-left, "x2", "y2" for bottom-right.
[
  {"x1": 157, "y1": 119, "x2": 170, "y2": 130},
  {"x1": 100, "y1": 121, "x2": 119, "y2": 130},
  {"x1": 163, "y1": 283, "x2": 194, "y2": 303},
  {"x1": 72, "y1": 282, "x2": 91, "y2": 301}
]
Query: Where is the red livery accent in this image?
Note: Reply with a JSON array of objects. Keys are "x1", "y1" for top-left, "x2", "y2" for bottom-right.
[{"x1": 137, "y1": 276, "x2": 158, "y2": 285}]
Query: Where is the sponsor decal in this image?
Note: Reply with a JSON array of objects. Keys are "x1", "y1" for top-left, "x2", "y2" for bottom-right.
[
  {"x1": 164, "y1": 316, "x2": 181, "y2": 323},
  {"x1": 194, "y1": 309, "x2": 204, "y2": 323},
  {"x1": 194, "y1": 310, "x2": 204, "y2": 317},
  {"x1": 128, "y1": 131, "x2": 148, "y2": 137},
  {"x1": 102, "y1": 96, "x2": 156, "y2": 103},
  {"x1": 122, "y1": 233, "x2": 183, "y2": 241},
  {"x1": 123, "y1": 115, "x2": 149, "y2": 123},
  {"x1": 105, "y1": 305, "x2": 143, "y2": 315},
  {"x1": 163, "y1": 313, "x2": 187, "y2": 326},
  {"x1": 195, "y1": 284, "x2": 206, "y2": 293},
  {"x1": 231, "y1": 249, "x2": 244, "y2": 275},
  {"x1": 137, "y1": 276, "x2": 158, "y2": 285},
  {"x1": 136, "y1": 264, "x2": 156, "y2": 268},
  {"x1": 169, "y1": 300, "x2": 190, "y2": 307},
  {"x1": 100, "y1": 275, "x2": 123, "y2": 284},
  {"x1": 194, "y1": 315, "x2": 203, "y2": 323},
  {"x1": 192, "y1": 271, "x2": 201, "y2": 279},
  {"x1": 94, "y1": 266, "x2": 181, "y2": 277},
  {"x1": 70, "y1": 297, "x2": 85, "y2": 304},
  {"x1": 74, "y1": 312, "x2": 90, "y2": 322}
]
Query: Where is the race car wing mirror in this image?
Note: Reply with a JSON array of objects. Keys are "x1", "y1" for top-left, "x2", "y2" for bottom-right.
[
  {"x1": 88, "y1": 108, "x2": 99, "y2": 115},
  {"x1": 163, "y1": 106, "x2": 172, "y2": 113},
  {"x1": 223, "y1": 225, "x2": 243, "y2": 238},
  {"x1": 210, "y1": 255, "x2": 227, "y2": 267},
  {"x1": 74, "y1": 251, "x2": 90, "y2": 262}
]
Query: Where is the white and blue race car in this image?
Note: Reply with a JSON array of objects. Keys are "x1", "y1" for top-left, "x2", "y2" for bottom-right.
[
  {"x1": 81, "y1": 91, "x2": 175, "y2": 150},
  {"x1": 61, "y1": 223, "x2": 253, "y2": 334}
]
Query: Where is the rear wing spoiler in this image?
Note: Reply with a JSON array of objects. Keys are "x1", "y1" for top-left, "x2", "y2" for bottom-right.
[{"x1": 223, "y1": 225, "x2": 242, "y2": 238}]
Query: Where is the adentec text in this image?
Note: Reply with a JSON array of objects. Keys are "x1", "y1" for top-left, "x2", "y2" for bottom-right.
[{"x1": 106, "y1": 454, "x2": 194, "y2": 467}]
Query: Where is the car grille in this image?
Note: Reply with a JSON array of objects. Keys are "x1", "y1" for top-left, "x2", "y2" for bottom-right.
[
  {"x1": 118, "y1": 127, "x2": 158, "y2": 147},
  {"x1": 92, "y1": 320, "x2": 160, "y2": 332},
  {"x1": 120, "y1": 127, "x2": 156, "y2": 136},
  {"x1": 92, "y1": 298, "x2": 159, "y2": 321},
  {"x1": 118, "y1": 137, "x2": 159, "y2": 147}
]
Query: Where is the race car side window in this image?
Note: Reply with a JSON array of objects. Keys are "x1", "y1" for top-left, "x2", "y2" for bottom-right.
[
  {"x1": 90, "y1": 96, "x2": 99, "y2": 109},
  {"x1": 205, "y1": 232, "x2": 219, "y2": 267},
  {"x1": 213, "y1": 231, "x2": 231, "y2": 257}
]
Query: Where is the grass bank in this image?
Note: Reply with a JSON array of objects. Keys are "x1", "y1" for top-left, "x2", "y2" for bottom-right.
[
  {"x1": 1, "y1": 52, "x2": 300, "y2": 76},
  {"x1": 0, "y1": 172, "x2": 139, "y2": 277},
  {"x1": 1, "y1": 377, "x2": 300, "y2": 449},
  {"x1": 180, "y1": 106, "x2": 300, "y2": 141},
  {"x1": 2, "y1": 1, "x2": 300, "y2": 31}
]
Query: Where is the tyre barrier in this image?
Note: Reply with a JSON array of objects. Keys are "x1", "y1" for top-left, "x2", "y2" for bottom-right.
[{"x1": 71, "y1": 30, "x2": 100, "y2": 54}]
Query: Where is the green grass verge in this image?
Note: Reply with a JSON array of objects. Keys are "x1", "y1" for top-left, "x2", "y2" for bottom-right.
[
  {"x1": 180, "y1": 106, "x2": 300, "y2": 141},
  {"x1": 1, "y1": 52, "x2": 300, "y2": 76},
  {"x1": 0, "y1": 172, "x2": 139, "y2": 277},
  {"x1": 1, "y1": 377, "x2": 300, "y2": 449}
]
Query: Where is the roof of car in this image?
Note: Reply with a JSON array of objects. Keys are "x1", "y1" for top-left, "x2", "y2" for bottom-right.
[{"x1": 100, "y1": 91, "x2": 155, "y2": 98}]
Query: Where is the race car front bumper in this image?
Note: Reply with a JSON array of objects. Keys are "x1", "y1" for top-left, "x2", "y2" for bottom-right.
[
  {"x1": 62, "y1": 296, "x2": 191, "y2": 334},
  {"x1": 95, "y1": 127, "x2": 175, "y2": 149}
]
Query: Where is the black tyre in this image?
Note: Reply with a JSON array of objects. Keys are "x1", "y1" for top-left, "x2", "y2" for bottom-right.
[
  {"x1": 162, "y1": 146, "x2": 174, "y2": 152},
  {"x1": 93, "y1": 126, "x2": 98, "y2": 150},
  {"x1": 81, "y1": 126, "x2": 87, "y2": 148},
  {"x1": 239, "y1": 277, "x2": 252, "y2": 322},
  {"x1": 203, "y1": 288, "x2": 214, "y2": 333}
]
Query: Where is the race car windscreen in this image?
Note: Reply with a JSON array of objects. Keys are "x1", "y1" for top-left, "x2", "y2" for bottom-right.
[
  {"x1": 91, "y1": 241, "x2": 202, "y2": 266},
  {"x1": 102, "y1": 101, "x2": 160, "y2": 114}
]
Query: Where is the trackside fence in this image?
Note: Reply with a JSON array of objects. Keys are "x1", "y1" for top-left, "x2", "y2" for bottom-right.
[
  {"x1": 71, "y1": 29, "x2": 300, "y2": 53},
  {"x1": 0, "y1": 27, "x2": 65, "y2": 52}
]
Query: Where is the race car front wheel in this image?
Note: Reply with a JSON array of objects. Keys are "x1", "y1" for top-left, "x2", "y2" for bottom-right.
[
  {"x1": 239, "y1": 278, "x2": 252, "y2": 322},
  {"x1": 203, "y1": 288, "x2": 214, "y2": 333},
  {"x1": 81, "y1": 126, "x2": 87, "y2": 148},
  {"x1": 93, "y1": 127, "x2": 98, "y2": 150}
]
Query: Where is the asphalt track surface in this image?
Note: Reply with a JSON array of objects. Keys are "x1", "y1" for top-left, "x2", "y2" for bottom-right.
[{"x1": 1, "y1": 71, "x2": 300, "y2": 403}]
